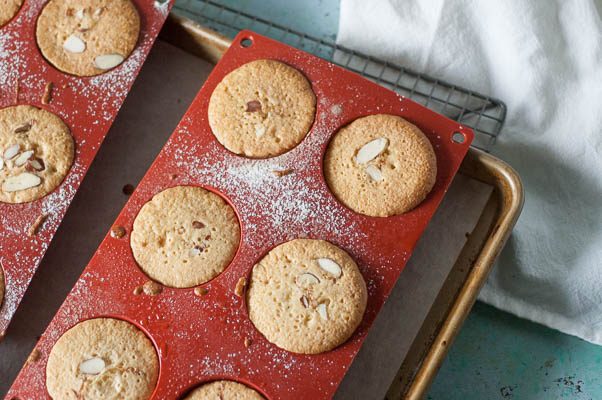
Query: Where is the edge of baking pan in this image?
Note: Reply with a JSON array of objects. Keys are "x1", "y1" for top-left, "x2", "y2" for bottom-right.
[
  {"x1": 159, "y1": 14, "x2": 524, "y2": 399},
  {"x1": 399, "y1": 149, "x2": 524, "y2": 400}
]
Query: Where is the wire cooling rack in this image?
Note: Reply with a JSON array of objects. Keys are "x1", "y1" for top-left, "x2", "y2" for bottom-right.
[{"x1": 173, "y1": 0, "x2": 506, "y2": 151}]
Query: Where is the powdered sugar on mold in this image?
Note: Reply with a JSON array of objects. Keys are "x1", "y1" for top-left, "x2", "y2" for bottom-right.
[
  {"x1": 169, "y1": 131, "x2": 366, "y2": 251},
  {"x1": 7, "y1": 26, "x2": 472, "y2": 400},
  {"x1": 0, "y1": 0, "x2": 174, "y2": 340}
]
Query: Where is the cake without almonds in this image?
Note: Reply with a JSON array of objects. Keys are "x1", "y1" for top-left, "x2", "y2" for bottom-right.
[
  {"x1": 46, "y1": 318, "x2": 159, "y2": 400},
  {"x1": 324, "y1": 114, "x2": 437, "y2": 217},
  {"x1": 130, "y1": 186, "x2": 240, "y2": 288},
  {"x1": 208, "y1": 59, "x2": 316, "y2": 158},
  {"x1": 0, "y1": 105, "x2": 74, "y2": 204},
  {"x1": 247, "y1": 238, "x2": 367, "y2": 354},
  {"x1": 184, "y1": 380, "x2": 265, "y2": 400},
  {"x1": 36, "y1": 0, "x2": 140, "y2": 76}
]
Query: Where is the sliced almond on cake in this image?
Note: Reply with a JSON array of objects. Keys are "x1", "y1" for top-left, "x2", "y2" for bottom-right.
[
  {"x1": 63, "y1": 34, "x2": 86, "y2": 53},
  {"x1": 14, "y1": 150, "x2": 34, "y2": 167},
  {"x1": 14, "y1": 122, "x2": 32, "y2": 133},
  {"x1": 28, "y1": 158, "x2": 45, "y2": 172},
  {"x1": 79, "y1": 357, "x2": 105, "y2": 375},
  {"x1": 296, "y1": 272, "x2": 320, "y2": 287},
  {"x1": 355, "y1": 137, "x2": 388, "y2": 164},
  {"x1": 94, "y1": 54, "x2": 125, "y2": 70},
  {"x1": 2, "y1": 172, "x2": 41, "y2": 192},
  {"x1": 317, "y1": 258, "x2": 342, "y2": 278},
  {"x1": 3, "y1": 144, "x2": 20, "y2": 160},
  {"x1": 365, "y1": 164, "x2": 383, "y2": 182},
  {"x1": 316, "y1": 303, "x2": 329, "y2": 320}
]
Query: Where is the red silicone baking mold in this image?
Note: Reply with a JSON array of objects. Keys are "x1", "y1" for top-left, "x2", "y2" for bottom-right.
[
  {"x1": 7, "y1": 31, "x2": 473, "y2": 399},
  {"x1": 0, "y1": 0, "x2": 173, "y2": 336}
]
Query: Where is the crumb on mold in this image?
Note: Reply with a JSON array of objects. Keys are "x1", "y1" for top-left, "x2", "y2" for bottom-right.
[
  {"x1": 142, "y1": 280, "x2": 163, "y2": 296},
  {"x1": 27, "y1": 214, "x2": 48, "y2": 237},
  {"x1": 271, "y1": 168, "x2": 294, "y2": 177},
  {"x1": 26, "y1": 349, "x2": 41, "y2": 364},
  {"x1": 234, "y1": 277, "x2": 247, "y2": 297},
  {"x1": 41, "y1": 82, "x2": 53, "y2": 104},
  {"x1": 110, "y1": 225, "x2": 126, "y2": 239}
]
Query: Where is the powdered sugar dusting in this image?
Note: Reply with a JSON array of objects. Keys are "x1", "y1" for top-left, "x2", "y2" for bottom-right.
[
  {"x1": 0, "y1": 31, "x2": 21, "y2": 100},
  {"x1": 5, "y1": 22, "x2": 469, "y2": 400},
  {"x1": 0, "y1": 0, "x2": 174, "y2": 337},
  {"x1": 167, "y1": 124, "x2": 367, "y2": 252}
]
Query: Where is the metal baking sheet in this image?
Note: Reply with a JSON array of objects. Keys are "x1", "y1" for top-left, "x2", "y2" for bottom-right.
[
  {"x1": 1, "y1": 40, "x2": 493, "y2": 398},
  {"x1": 6, "y1": 30, "x2": 475, "y2": 398}
]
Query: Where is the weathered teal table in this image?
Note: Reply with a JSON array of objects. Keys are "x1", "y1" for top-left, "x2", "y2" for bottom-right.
[{"x1": 176, "y1": 1, "x2": 602, "y2": 398}]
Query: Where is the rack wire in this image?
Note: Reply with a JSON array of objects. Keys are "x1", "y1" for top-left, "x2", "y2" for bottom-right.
[{"x1": 173, "y1": 0, "x2": 506, "y2": 151}]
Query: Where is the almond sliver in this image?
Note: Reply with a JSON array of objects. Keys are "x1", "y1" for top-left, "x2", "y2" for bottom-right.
[
  {"x1": 316, "y1": 303, "x2": 329, "y2": 320},
  {"x1": 94, "y1": 54, "x2": 125, "y2": 70},
  {"x1": 3, "y1": 144, "x2": 20, "y2": 160},
  {"x1": 296, "y1": 272, "x2": 320, "y2": 287},
  {"x1": 317, "y1": 258, "x2": 342, "y2": 278},
  {"x1": 79, "y1": 357, "x2": 105, "y2": 375},
  {"x1": 63, "y1": 34, "x2": 86, "y2": 53},
  {"x1": 355, "y1": 137, "x2": 388, "y2": 164},
  {"x1": 365, "y1": 165, "x2": 383, "y2": 182},
  {"x1": 14, "y1": 150, "x2": 34, "y2": 167},
  {"x1": 2, "y1": 172, "x2": 41, "y2": 192}
]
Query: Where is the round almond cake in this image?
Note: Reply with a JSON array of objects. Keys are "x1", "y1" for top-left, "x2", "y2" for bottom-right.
[
  {"x1": 247, "y1": 238, "x2": 367, "y2": 354},
  {"x1": 208, "y1": 59, "x2": 316, "y2": 158},
  {"x1": 46, "y1": 318, "x2": 159, "y2": 400},
  {"x1": 0, "y1": 105, "x2": 74, "y2": 204},
  {"x1": 36, "y1": 0, "x2": 140, "y2": 76},
  {"x1": 324, "y1": 114, "x2": 437, "y2": 217},
  {"x1": 184, "y1": 380, "x2": 265, "y2": 400},
  {"x1": 130, "y1": 186, "x2": 240, "y2": 288}
]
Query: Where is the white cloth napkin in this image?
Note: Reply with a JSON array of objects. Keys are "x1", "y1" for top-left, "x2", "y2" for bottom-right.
[{"x1": 338, "y1": 0, "x2": 602, "y2": 344}]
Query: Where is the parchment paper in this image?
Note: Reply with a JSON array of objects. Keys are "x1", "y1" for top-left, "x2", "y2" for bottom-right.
[{"x1": 0, "y1": 41, "x2": 492, "y2": 398}]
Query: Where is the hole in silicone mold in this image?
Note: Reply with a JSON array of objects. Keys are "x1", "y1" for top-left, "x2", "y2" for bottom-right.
[
  {"x1": 129, "y1": 184, "x2": 243, "y2": 289},
  {"x1": 240, "y1": 37, "x2": 253, "y2": 48},
  {"x1": 452, "y1": 131, "x2": 466, "y2": 144},
  {"x1": 122, "y1": 183, "x2": 135, "y2": 195}
]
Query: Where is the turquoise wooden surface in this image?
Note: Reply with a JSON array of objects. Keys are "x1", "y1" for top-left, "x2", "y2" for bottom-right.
[
  {"x1": 174, "y1": 1, "x2": 602, "y2": 399},
  {"x1": 429, "y1": 302, "x2": 600, "y2": 399}
]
